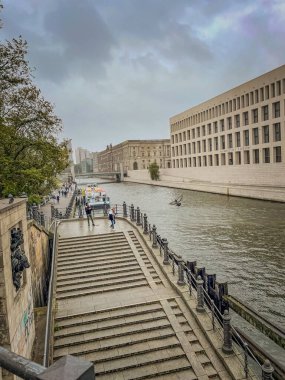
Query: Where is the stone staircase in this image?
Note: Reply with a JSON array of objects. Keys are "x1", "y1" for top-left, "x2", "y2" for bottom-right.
[{"x1": 53, "y1": 230, "x2": 233, "y2": 379}]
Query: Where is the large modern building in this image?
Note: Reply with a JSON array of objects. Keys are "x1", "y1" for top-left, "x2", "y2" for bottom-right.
[
  {"x1": 170, "y1": 65, "x2": 285, "y2": 186},
  {"x1": 97, "y1": 140, "x2": 171, "y2": 173}
]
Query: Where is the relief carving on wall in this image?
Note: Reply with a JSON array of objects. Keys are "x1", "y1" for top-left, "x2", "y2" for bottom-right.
[{"x1": 11, "y1": 227, "x2": 30, "y2": 291}]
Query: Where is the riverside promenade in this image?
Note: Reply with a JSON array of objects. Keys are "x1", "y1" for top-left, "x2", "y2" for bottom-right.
[{"x1": 51, "y1": 216, "x2": 256, "y2": 380}]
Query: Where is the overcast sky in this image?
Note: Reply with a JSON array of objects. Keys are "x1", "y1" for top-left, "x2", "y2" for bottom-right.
[{"x1": 2, "y1": 0, "x2": 285, "y2": 152}]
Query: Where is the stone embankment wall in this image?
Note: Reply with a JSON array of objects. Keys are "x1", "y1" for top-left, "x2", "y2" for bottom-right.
[
  {"x1": 0, "y1": 199, "x2": 35, "y2": 380},
  {"x1": 126, "y1": 168, "x2": 285, "y2": 202},
  {"x1": 27, "y1": 221, "x2": 51, "y2": 307}
]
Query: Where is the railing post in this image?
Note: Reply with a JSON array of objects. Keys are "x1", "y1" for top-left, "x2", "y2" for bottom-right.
[
  {"x1": 196, "y1": 275, "x2": 205, "y2": 313},
  {"x1": 222, "y1": 310, "x2": 233, "y2": 354},
  {"x1": 130, "y1": 204, "x2": 135, "y2": 221},
  {"x1": 51, "y1": 204, "x2": 55, "y2": 218},
  {"x1": 177, "y1": 257, "x2": 185, "y2": 286},
  {"x1": 136, "y1": 207, "x2": 141, "y2": 225},
  {"x1": 163, "y1": 239, "x2": 170, "y2": 265},
  {"x1": 152, "y1": 225, "x2": 158, "y2": 248},
  {"x1": 262, "y1": 359, "x2": 274, "y2": 380},
  {"x1": 143, "y1": 214, "x2": 148, "y2": 234}
]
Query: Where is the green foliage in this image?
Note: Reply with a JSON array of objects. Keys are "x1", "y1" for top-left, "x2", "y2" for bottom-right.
[
  {"x1": 0, "y1": 29, "x2": 69, "y2": 200},
  {"x1": 148, "y1": 162, "x2": 160, "y2": 180}
]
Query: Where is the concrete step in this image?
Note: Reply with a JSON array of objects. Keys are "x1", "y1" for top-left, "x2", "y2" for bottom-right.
[
  {"x1": 56, "y1": 272, "x2": 146, "y2": 293},
  {"x1": 54, "y1": 318, "x2": 171, "y2": 348},
  {"x1": 55, "y1": 309, "x2": 166, "y2": 337},
  {"x1": 58, "y1": 232, "x2": 124, "y2": 245},
  {"x1": 93, "y1": 350, "x2": 190, "y2": 378},
  {"x1": 56, "y1": 279, "x2": 148, "y2": 300},
  {"x1": 57, "y1": 255, "x2": 136, "y2": 271},
  {"x1": 57, "y1": 251, "x2": 134, "y2": 267},
  {"x1": 54, "y1": 333, "x2": 178, "y2": 360},
  {"x1": 57, "y1": 266, "x2": 141, "y2": 286},
  {"x1": 56, "y1": 259, "x2": 138, "y2": 276},
  {"x1": 58, "y1": 242, "x2": 130, "y2": 257}
]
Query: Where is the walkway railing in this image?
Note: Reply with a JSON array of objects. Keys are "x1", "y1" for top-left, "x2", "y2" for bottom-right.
[{"x1": 110, "y1": 202, "x2": 276, "y2": 380}]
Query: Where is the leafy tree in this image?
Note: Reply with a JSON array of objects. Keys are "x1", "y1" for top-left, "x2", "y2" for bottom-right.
[
  {"x1": 148, "y1": 162, "x2": 160, "y2": 180},
  {"x1": 0, "y1": 16, "x2": 69, "y2": 201}
]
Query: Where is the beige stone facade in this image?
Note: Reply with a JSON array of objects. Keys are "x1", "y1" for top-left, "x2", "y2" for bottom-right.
[
  {"x1": 0, "y1": 199, "x2": 35, "y2": 380},
  {"x1": 97, "y1": 140, "x2": 171, "y2": 173},
  {"x1": 169, "y1": 65, "x2": 285, "y2": 186}
]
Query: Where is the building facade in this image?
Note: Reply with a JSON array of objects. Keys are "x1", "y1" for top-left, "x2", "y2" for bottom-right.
[
  {"x1": 97, "y1": 140, "x2": 171, "y2": 173},
  {"x1": 170, "y1": 65, "x2": 285, "y2": 186},
  {"x1": 75, "y1": 147, "x2": 92, "y2": 165}
]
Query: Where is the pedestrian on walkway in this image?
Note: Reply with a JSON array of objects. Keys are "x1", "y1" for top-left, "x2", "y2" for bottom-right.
[
  {"x1": 85, "y1": 203, "x2": 95, "y2": 226},
  {"x1": 108, "y1": 208, "x2": 115, "y2": 229},
  {"x1": 56, "y1": 195, "x2": 60, "y2": 203}
]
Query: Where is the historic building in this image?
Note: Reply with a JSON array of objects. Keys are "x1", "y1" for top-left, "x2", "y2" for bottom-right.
[
  {"x1": 97, "y1": 140, "x2": 171, "y2": 173},
  {"x1": 170, "y1": 65, "x2": 285, "y2": 186}
]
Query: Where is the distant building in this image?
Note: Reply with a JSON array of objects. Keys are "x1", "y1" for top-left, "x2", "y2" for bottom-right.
[
  {"x1": 170, "y1": 65, "x2": 285, "y2": 186},
  {"x1": 97, "y1": 140, "x2": 171, "y2": 173},
  {"x1": 92, "y1": 152, "x2": 99, "y2": 172},
  {"x1": 75, "y1": 147, "x2": 92, "y2": 165}
]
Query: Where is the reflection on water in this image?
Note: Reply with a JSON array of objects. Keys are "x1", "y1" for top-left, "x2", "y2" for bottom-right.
[{"x1": 80, "y1": 179, "x2": 285, "y2": 328}]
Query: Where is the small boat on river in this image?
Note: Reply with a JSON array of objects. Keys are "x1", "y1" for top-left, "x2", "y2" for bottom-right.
[{"x1": 83, "y1": 185, "x2": 110, "y2": 210}]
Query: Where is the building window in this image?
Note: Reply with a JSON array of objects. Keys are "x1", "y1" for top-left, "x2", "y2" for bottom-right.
[
  {"x1": 235, "y1": 151, "x2": 241, "y2": 165},
  {"x1": 243, "y1": 112, "x2": 249, "y2": 126},
  {"x1": 208, "y1": 155, "x2": 213, "y2": 166},
  {"x1": 198, "y1": 156, "x2": 201, "y2": 166},
  {"x1": 273, "y1": 101, "x2": 280, "y2": 118},
  {"x1": 235, "y1": 132, "x2": 241, "y2": 147},
  {"x1": 274, "y1": 146, "x2": 282, "y2": 163},
  {"x1": 197, "y1": 141, "x2": 201, "y2": 153},
  {"x1": 244, "y1": 130, "x2": 249, "y2": 146},
  {"x1": 215, "y1": 154, "x2": 219, "y2": 166},
  {"x1": 262, "y1": 105, "x2": 269, "y2": 121},
  {"x1": 192, "y1": 129, "x2": 195, "y2": 139},
  {"x1": 235, "y1": 114, "x2": 240, "y2": 128},
  {"x1": 202, "y1": 125, "x2": 206, "y2": 136},
  {"x1": 273, "y1": 123, "x2": 281, "y2": 141},
  {"x1": 263, "y1": 125, "x2": 270, "y2": 143},
  {"x1": 228, "y1": 152, "x2": 233, "y2": 165},
  {"x1": 192, "y1": 142, "x2": 196, "y2": 154},
  {"x1": 193, "y1": 157, "x2": 196, "y2": 167},
  {"x1": 252, "y1": 108, "x2": 258, "y2": 123},
  {"x1": 227, "y1": 117, "x2": 232, "y2": 130},
  {"x1": 202, "y1": 140, "x2": 206, "y2": 152},
  {"x1": 214, "y1": 137, "x2": 218, "y2": 150},
  {"x1": 220, "y1": 135, "x2": 225, "y2": 149},
  {"x1": 253, "y1": 149, "x2": 259, "y2": 164},
  {"x1": 263, "y1": 147, "x2": 270, "y2": 163},
  {"x1": 214, "y1": 121, "x2": 218, "y2": 133},
  {"x1": 221, "y1": 153, "x2": 226, "y2": 165},
  {"x1": 220, "y1": 119, "x2": 224, "y2": 132},
  {"x1": 187, "y1": 130, "x2": 190, "y2": 140},
  {"x1": 228, "y1": 134, "x2": 233, "y2": 148},
  {"x1": 253, "y1": 128, "x2": 259, "y2": 145},
  {"x1": 207, "y1": 123, "x2": 212, "y2": 134},
  {"x1": 208, "y1": 138, "x2": 212, "y2": 152},
  {"x1": 203, "y1": 156, "x2": 207, "y2": 166},
  {"x1": 244, "y1": 150, "x2": 250, "y2": 164},
  {"x1": 197, "y1": 127, "x2": 200, "y2": 137},
  {"x1": 188, "y1": 143, "x2": 191, "y2": 154}
]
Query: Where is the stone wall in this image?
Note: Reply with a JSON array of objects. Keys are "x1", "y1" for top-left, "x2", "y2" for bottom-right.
[
  {"x1": 126, "y1": 168, "x2": 285, "y2": 202},
  {"x1": 28, "y1": 221, "x2": 51, "y2": 307},
  {"x1": 0, "y1": 199, "x2": 35, "y2": 380}
]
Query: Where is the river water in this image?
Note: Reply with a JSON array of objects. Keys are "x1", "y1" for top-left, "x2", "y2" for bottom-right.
[{"x1": 80, "y1": 179, "x2": 285, "y2": 329}]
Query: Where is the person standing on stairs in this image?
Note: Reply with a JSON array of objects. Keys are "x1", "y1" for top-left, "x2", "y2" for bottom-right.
[
  {"x1": 85, "y1": 203, "x2": 95, "y2": 226},
  {"x1": 108, "y1": 208, "x2": 115, "y2": 229}
]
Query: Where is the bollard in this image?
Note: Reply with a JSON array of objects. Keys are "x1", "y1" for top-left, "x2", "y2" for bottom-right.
[
  {"x1": 163, "y1": 239, "x2": 170, "y2": 265},
  {"x1": 130, "y1": 204, "x2": 135, "y2": 221},
  {"x1": 143, "y1": 214, "x2": 148, "y2": 234},
  {"x1": 177, "y1": 257, "x2": 185, "y2": 286},
  {"x1": 196, "y1": 275, "x2": 206, "y2": 313},
  {"x1": 222, "y1": 310, "x2": 233, "y2": 354},
  {"x1": 152, "y1": 225, "x2": 158, "y2": 248},
  {"x1": 136, "y1": 207, "x2": 141, "y2": 225},
  {"x1": 262, "y1": 360, "x2": 274, "y2": 380},
  {"x1": 40, "y1": 212, "x2": 45, "y2": 226}
]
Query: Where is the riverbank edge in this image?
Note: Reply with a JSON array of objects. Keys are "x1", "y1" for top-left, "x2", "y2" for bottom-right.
[{"x1": 124, "y1": 177, "x2": 285, "y2": 203}]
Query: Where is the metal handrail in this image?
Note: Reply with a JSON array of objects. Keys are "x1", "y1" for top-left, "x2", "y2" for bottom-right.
[{"x1": 43, "y1": 219, "x2": 59, "y2": 367}]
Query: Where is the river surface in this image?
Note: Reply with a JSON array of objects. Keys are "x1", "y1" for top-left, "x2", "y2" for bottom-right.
[{"x1": 79, "y1": 179, "x2": 285, "y2": 329}]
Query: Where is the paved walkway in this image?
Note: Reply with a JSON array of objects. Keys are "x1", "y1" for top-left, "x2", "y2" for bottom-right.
[{"x1": 52, "y1": 217, "x2": 252, "y2": 379}]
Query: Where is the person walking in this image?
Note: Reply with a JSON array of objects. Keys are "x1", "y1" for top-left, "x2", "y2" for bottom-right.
[
  {"x1": 85, "y1": 203, "x2": 95, "y2": 226},
  {"x1": 108, "y1": 208, "x2": 115, "y2": 229}
]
